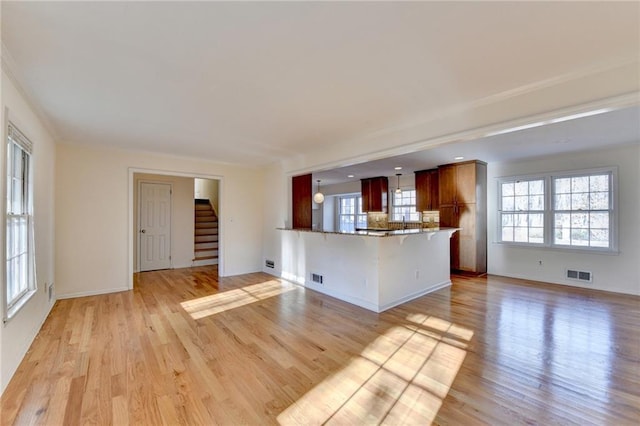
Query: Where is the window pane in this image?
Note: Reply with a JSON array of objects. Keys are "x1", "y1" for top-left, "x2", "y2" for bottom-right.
[
  {"x1": 502, "y1": 197, "x2": 514, "y2": 211},
  {"x1": 555, "y1": 194, "x2": 570, "y2": 210},
  {"x1": 571, "y1": 176, "x2": 589, "y2": 193},
  {"x1": 529, "y1": 213, "x2": 543, "y2": 227},
  {"x1": 590, "y1": 175, "x2": 609, "y2": 192},
  {"x1": 571, "y1": 193, "x2": 589, "y2": 210},
  {"x1": 515, "y1": 196, "x2": 528, "y2": 211},
  {"x1": 529, "y1": 227, "x2": 544, "y2": 244},
  {"x1": 529, "y1": 180, "x2": 544, "y2": 195},
  {"x1": 570, "y1": 229, "x2": 589, "y2": 246},
  {"x1": 590, "y1": 192, "x2": 608, "y2": 210},
  {"x1": 501, "y1": 226, "x2": 513, "y2": 242},
  {"x1": 589, "y1": 212, "x2": 609, "y2": 229},
  {"x1": 555, "y1": 178, "x2": 571, "y2": 194},
  {"x1": 529, "y1": 195, "x2": 544, "y2": 210},
  {"x1": 514, "y1": 227, "x2": 528, "y2": 242},
  {"x1": 502, "y1": 182, "x2": 514, "y2": 196},
  {"x1": 590, "y1": 229, "x2": 609, "y2": 247}
]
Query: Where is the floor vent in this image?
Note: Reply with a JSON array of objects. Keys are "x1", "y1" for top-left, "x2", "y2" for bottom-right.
[
  {"x1": 567, "y1": 269, "x2": 592, "y2": 283},
  {"x1": 265, "y1": 259, "x2": 275, "y2": 269},
  {"x1": 311, "y1": 273, "x2": 324, "y2": 285}
]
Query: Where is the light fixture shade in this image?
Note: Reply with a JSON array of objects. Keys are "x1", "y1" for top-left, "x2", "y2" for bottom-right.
[
  {"x1": 313, "y1": 179, "x2": 324, "y2": 204},
  {"x1": 395, "y1": 187, "x2": 402, "y2": 194}
]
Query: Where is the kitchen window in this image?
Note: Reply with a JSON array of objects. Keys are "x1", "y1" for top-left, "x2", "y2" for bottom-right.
[
  {"x1": 4, "y1": 122, "x2": 36, "y2": 321},
  {"x1": 391, "y1": 189, "x2": 419, "y2": 222},
  {"x1": 337, "y1": 195, "x2": 367, "y2": 232},
  {"x1": 497, "y1": 168, "x2": 616, "y2": 251}
]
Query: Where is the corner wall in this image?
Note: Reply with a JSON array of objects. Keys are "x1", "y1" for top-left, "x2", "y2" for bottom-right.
[
  {"x1": 55, "y1": 143, "x2": 265, "y2": 298},
  {"x1": 1, "y1": 70, "x2": 56, "y2": 394},
  {"x1": 487, "y1": 143, "x2": 640, "y2": 295}
]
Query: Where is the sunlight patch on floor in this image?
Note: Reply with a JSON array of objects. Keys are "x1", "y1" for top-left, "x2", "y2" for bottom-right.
[
  {"x1": 180, "y1": 279, "x2": 296, "y2": 319},
  {"x1": 277, "y1": 314, "x2": 473, "y2": 425}
]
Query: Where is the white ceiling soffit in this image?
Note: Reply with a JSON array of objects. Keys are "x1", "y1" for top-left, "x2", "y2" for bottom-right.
[{"x1": 2, "y1": 1, "x2": 639, "y2": 166}]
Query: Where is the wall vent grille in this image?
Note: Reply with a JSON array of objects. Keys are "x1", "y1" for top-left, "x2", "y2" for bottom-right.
[
  {"x1": 566, "y1": 269, "x2": 592, "y2": 283},
  {"x1": 311, "y1": 273, "x2": 323, "y2": 285},
  {"x1": 265, "y1": 259, "x2": 275, "y2": 269}
]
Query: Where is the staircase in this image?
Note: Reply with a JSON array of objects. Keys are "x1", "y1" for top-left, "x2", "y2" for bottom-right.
[{"x1": 193, "y1": 199, "x2": 218, "y2": 266}]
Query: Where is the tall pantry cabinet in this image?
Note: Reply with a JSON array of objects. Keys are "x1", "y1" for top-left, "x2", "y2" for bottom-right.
[{"x1": 438, "y1": 160, "x2": 487, "y2": 274}]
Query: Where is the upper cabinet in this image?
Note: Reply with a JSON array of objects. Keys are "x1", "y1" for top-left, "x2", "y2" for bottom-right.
[
  {"x1": 415, "y1": 169, "x2": 439, "y2": 211},
  {"x1": 361, "y1": 176, "x2": 388, "y2": 212},
  {"x1": 439, "y1": 161, "x2": 478, "y2": 205},
  {"x1": 292, "y1": 174, "x2": 312, "y2": 229}
]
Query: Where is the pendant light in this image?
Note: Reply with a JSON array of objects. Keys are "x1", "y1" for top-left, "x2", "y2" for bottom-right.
[
  {"x1": 395, "y1": 173, "x2": 402, "y2": 194},
  {"x1": 313, "y1": 179, "x2": 325, "y2": 204}
]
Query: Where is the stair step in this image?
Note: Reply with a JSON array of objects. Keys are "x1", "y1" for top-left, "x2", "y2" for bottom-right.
[
  {"x1": 194, "y1": 255, "x2": 218, "y2": 261},
  {"x1": 195, "y1": 198, "x2": 210, "y2": 205},
  {"x1": 192, "y1": 258, "x2": 217, "y2": 267},
  {"x1": 195, "y1": 247, "x2": 218, "y2": 253},
  {"x1": 195, "y1": 222, "x2": 218, "y2": 229},
  {"x1": 195, "y1": 228, "x2": 218, "y2": 236},
  {"x1": 195, "y1": 235, "x2": 218, "y2": 243},
  {"x1": 195, "y1": 218, "x2": 218, "y2": 227},
  {"x1": 196, "y1": 210, "x2": 216, "y2": 217},
  {"x1": 195, "y1": 249, "x2": 218, "y2": 257},
  {"x1": 195, "y1": 213, "x2": 216, "y2": 219},
  {"x1": 195, "y1": 204, "x2": 210, "y2": 210},
  {"x1": 195, "y1": 242, "x2": 218, "y2": 250}
]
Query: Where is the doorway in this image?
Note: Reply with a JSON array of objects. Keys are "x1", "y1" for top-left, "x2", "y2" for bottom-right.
[{"x1": 128, "y1": 168, "x2": 224, "y2": 288}]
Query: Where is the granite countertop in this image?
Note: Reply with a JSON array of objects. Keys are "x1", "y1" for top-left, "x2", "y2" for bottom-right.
[{"x1": 277, "y1": 227, "x2": 459, "y2": 237}]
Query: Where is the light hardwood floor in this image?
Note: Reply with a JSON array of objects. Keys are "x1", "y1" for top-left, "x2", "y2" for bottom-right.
[{"x1": 1, "y1": 267, "x2": 639, "y2": 425}]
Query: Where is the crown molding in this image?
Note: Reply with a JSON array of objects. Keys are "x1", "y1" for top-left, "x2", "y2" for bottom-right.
[{"x1": 1, "y1": 43, "x2": 60, "y2": 141}]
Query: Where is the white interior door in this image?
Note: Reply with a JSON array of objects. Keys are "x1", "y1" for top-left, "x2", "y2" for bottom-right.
[{"x1": 139, "y1": 182, "x2": 171, "y2": 271}]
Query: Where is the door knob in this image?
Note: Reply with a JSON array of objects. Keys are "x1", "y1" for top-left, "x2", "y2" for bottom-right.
[{"x1": 140, "y1": 229, "x2": 146, "y2": 233}]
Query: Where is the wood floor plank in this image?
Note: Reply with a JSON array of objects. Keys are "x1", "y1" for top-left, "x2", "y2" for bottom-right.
[{"x1": 1, "y1": 266, "x2": 639, "y2": 425}]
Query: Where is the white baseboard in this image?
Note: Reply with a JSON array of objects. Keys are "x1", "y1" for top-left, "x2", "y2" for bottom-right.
[
  {"x1": 378, "y1": 280, "x2": 451, "y2": 312},
  {"x1": 56, "y1": 287, "x2": 130, "y2": 300}
]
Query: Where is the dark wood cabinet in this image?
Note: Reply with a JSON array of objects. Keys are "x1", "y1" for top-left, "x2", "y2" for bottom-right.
[
  {"x1": 438, "y1": 160, "x2": 487, "y2": 274},
  {"x1": 415, "y1": 169, "x2": 439, "y2": 211},
  {"x1": 361, "y1": 177, "x2": 388, "y2": 212},
  {"x1": 292, "y1": 174, "x2": 312, "y2": 229}
]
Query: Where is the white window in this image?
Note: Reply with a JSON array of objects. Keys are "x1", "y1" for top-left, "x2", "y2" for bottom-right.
[
  {"x1": 338, "y1": 195, "x2": 367, "y2": 232},
  {"x1": 553, "y1": 172, "x2": 612, "y2": 248},
  {"x1": 4, "y1": 123, "x2": 36, "y2": 321},
  {"x1": 499, "y1": 179, "x2": 545, "y2": 244},
  {"x1": 391, "y1": 189, "x2": 419, "y2": 222},
  {"x1": 497, "y1": 168, "x2": 616, "y2": 252}
]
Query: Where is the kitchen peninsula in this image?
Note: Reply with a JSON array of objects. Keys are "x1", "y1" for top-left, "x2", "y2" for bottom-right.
[{"x1": 278, "y1": 227, "x2": 459, "y2": 312}]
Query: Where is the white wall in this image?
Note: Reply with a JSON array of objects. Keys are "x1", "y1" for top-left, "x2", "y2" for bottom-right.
[
  {"x1": 487, "y1": 143, "x2": 640, "y2": 295},
  {"x1": 133, "y1": 173, "x2": 194, "y2": 271},
  {"x1": 1, "y1": 70, "x2": 56, "y2": 394},
  {"x1": 194, "y1": 178, "x2": 219, "y2": 214},
  {"x1": 56, "y1": 143, "x2": 264, "y2": 298}
]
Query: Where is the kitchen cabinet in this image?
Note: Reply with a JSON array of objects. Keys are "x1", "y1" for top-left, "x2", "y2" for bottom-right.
[
  {"x1": 438, "y1": 160, "x2": 487, "y2": 274},
  {"x1": 361, "y1": 177, "x2": 388, "y2": 212},
  {"x1": 415, "y1": 168, "x2": 439, "y2": 211},
  {"x1": 292, "y1": 174, "x2": 312, "y2": 229}
]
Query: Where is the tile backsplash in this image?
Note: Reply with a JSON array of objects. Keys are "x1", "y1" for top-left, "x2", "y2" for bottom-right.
[{"x1": 366, "y1": 211, "x2": 440, "y2": 229}]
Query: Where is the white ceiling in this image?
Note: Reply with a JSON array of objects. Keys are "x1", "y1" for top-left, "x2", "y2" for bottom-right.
[
  {"x1": 2, "y1": 1, "x2": 639, "y2": 167},
  {"x1": 314, "y1": 105, "x2": 640, "y2": 185}
]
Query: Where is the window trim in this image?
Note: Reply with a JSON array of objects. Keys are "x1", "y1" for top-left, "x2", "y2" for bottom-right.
[
  {"x1": 496, "y1": 167, "x2": 618, "y2": 253},
  {"x1": 3, "y1": 121, "x2": 37, "y2": 323}
]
